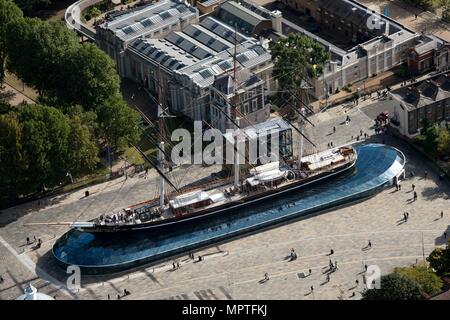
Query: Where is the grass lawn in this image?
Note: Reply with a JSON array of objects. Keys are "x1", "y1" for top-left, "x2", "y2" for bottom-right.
[{"x1": 123, "y1": 130, "x2": 158, "y2": 166}]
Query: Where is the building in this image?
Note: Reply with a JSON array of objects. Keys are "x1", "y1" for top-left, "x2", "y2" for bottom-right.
[
  {"x1": 95, "y1": 0, "x2": 200, "y2": 77},
  {"x1": 210, "y1": 68, "x2": 269, "y2": 131},
  {"x1": 120, "y1": 0, "x2": 278, "y2": 128},
  {"x1": 389, "y1": 72, "x2": 450, "y2": 137},
  {"x1": 407, "y1": 35, "x2": 450, "y2": 75},
  {"x1": 223, "y1": 116, "x2": 293, "y2": 165},
  {"x1": 277, "y1": 0, "x2": 433, "y2": 100}
]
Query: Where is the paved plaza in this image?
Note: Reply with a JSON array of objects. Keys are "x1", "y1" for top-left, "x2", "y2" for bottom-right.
[{"x1": 0, "y1": 97, "x2": 449, "y2": 300}]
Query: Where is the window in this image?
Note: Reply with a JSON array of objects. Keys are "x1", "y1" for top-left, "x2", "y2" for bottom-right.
[
  {"x1": 252, "y1": 99, "x2": 258, "y2": 112},
  {"x1": 243, "y1": 102, "x2": 250, "y2": 114}
]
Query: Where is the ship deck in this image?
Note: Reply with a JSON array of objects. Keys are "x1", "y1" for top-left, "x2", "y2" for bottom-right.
[{"x1": 99, "y1": 147, "x2": 355, "y2": 225}]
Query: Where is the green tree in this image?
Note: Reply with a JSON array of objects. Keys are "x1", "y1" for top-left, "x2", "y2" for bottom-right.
[
  {"x1": 424, "y1": 126, "x2": 439, "y2": 155},
  {"x1": 0, "y1": 112, "x2": 25, "y2": 204},
  {"x1": 0, "y1": 0, "x2": 23, "y2": 82},
  {"x1": 96, "y1": 96, "x2": 141, "y2": 150},
  {"x1": 56, "y1": 43, "x2": 121, "y2": 109},
  {"x1": 394, "y1": 265, "x2": 443, "y2": 296},
  {"x1": 436, "y1": 128, "x2": 450, "y2": 156},
  {"x1": 270, "y1": 33, "x2": 330, "y2": 96},
  {"x1": 13, "y1": 0, "x2": 50, "y2": 14},
  {"x1": 0, "y1": 84, "x2": 15, "y2": 114},
  {"x1": 362, "y1": 273, "x2": 423, "y2": 300},
  {"x1": 0, "y1": 105, "x2": 98, "y2": 197},
  {"x1": 5, "y1": 18, "x2": 79, "y2": 95},
  {"x1": 427, "y1": 240, "x2": 450, "y2": 276}
]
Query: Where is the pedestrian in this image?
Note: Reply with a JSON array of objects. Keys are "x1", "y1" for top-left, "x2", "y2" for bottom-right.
[
  {"x1": 264, "y1": 273, "x2": 269, "y2": 281},
  {"x1": 424, "y1": 170, "x2": 428, "y2": 179},
  {"x1": 356, "y1": 279, "x2": 359, "y2": 286},
  {"x1": 117, "y1": 294, "x2": 121, "y2": 300},
  {"x1": 329, "y1": 259, "x2": 333, "y2": 268},
  {"x1": 172, "y1": 262, "x2": 176, "y2": 270},
  {"x1": 310, "y1": 285, "x2": 314, "y2": 292},
  {"x1": 441, "y1": 211, "x2": 443, "y2": 219},
  {"x1": 398, "y1": 183, "x2": 401, "y2": 191},
  {"x1": 333, "y1": 126, "x2": 336, "y2": 133},
  {"x1": 368, "y1": 240, "x2": 372, "y2": 248},
  {"x1": 177, "y1": 262, "x2": 180, "y2": 269},
  {"x1": 412, "y1": 184, "x2": 415, "y2": 191},
  {"x1": 364, "y1": 264, "x2": 368, "y2": 271},
  {"x1": 330, "y1": 249, "x2": 334, "y2": 255},
  {"x1": 406, "y1": 212, "x2": 409, "y2": 218},
  {"x1": 26, "y1": 237, "x2": 30, "y2": 245},
  {"x1": 107, "y1": 294, "x2": 110, "y2": 300},
  {"x1": 403, "y1": 212, "x2": 407, "y2": 221},
  {"x1": 334, "y1": 261, "x2": 338, "y2": 270},
  {"x1": 413, "y1": 191, "x2": 418, "y2": 201},
  {"x1": 309, "y1": 269, "x2": 312, "y2": 275}
]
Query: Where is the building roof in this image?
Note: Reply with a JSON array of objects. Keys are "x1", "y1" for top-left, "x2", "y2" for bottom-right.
[
  {"x1": 215, "y1": 0, "x2": 269, "y2": 36},
  {"x1": 200, "y1": 16, "x2": 250, "y2": 43},
  {"x1": 390, "y1": 73, "x2": 450, "y2": 111},
  {"x1": 182, "y1": 24, "x2": 233, "y2": 52},
  {"x1": 99, "y1": 0, "x2": 198, "y2": 42},
  {"x1": 412, "y1": 34, "x2": 445, "y2": 55},
  {"x1": 129, "y1": 38, "x2": 198, "y2": 70},
  {"x1": 212, "y1": 68, "x2": 260, "y2": 95},
  {"x1": 166, "y1": 31, "x2": 216, "y2": 59},
  {"x1": 177, "y1": 41, "x2": 271, "y2": 88},
  {"x1": 223, "y1": 117, "x2": 291, "y2": 143}
]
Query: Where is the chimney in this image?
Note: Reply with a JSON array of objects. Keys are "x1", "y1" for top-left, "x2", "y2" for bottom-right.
[{"x1": 270, "y1": 10, "x2": 282, "y2": 34}]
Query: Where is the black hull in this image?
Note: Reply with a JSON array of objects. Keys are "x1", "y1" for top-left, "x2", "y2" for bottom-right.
[{"x1": 80, "y1": 158, "x2": 356, "y2": 234}]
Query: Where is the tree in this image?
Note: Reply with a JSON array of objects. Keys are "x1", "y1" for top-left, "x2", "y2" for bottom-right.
[
  {"x1": 427, "y1": 240, "x2": 450, "y2": 276},
  {"x1": 96, "y1": 95, "x2": 141, "y2": 150},
  {"x1": 5, "y1": 18, "x2": 79, "y2": 95},
  {"x1": 436, "y1": 128, "x2": 450, "y2": 156},
  {"x1": 0, "y1": 84, "x2": 15, "y2": 114},
  {"x1": 424, "y1": 126, "x2": 439, "y2": 155},
  {"x1": 0, "y1": 0, "x2": 23, "y2": 82},
  {"x1": 270, "y1": 33, "x2": 330, "y2": 96},
  {"x1": 56, "y1": 43, "x2": 121, "y2": 110},
  {"x1": 362, "y1": 273, "x2": 423, "y2": 300},
  {"x1": 394, "y1": 265, "x2": 443, "y2": 296},
  {"x1": 0, "y1": 104, "x2": 99, "y2": 199},
  {"x1": 0, "y1": 112, "x2": 25, "y2": 204},
  {"x1": 13, "y1": 0, "x2": 50, "y2": 14}
]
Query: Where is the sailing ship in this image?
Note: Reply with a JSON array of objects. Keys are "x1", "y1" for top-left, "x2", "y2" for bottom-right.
[
  {"x1": 69, "y1": 144, "x2": 356, "y2": 233},
  {"x1": 24, "y1": 37, "x2": 358, "y2": 234}
]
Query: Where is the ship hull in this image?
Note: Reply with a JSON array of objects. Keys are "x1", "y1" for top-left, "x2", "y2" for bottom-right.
[{"x1": 78, "y1": 155, "x2": 357, "y2": 234}]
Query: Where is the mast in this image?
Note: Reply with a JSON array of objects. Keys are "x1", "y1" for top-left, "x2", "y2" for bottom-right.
[
  {"x1": 157, "y1": 65, "x2": 165, "y2": 209},
  {"x1": 234, "y1": 117, "x2": 240, "y2": 190},
  {"x1": 297, "y1": 107, "x2": 305, "y2": 168},
  {"x1": 232, "y1": 23, "x2": 240, "y2": 191}
]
